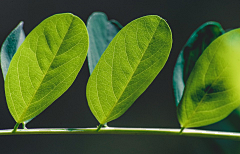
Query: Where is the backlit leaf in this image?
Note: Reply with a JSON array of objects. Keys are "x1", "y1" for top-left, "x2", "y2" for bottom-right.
[
  {"x1": 1, "y1": 21, "x2": 25, "y2": 79},
  {"x1": 177, "y1": 28, "x2": 240, "y2": 128},
  {"x1": 0, "y1": 22, "x2": 34, "y2": 125},
  {"x1": 87, "y1": 12, "x2": 122, "y2": 74},
  {"x1": 87, "y1": 15, "x2": 172, "y2": 124},
  {"x1": 5, "y1": 13, "x2": 89, "y2": 123},
  {"x1": 173, "y1": 22, "x2": 224, "y2": 106}
]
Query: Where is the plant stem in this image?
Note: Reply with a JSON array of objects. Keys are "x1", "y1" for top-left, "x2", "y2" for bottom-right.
[
  {"x1": 96, "y1": 124, "x2": 103, "y2": 132},
  {"x1": 179, "y1": 127, "x2": 185, "y2": 134},
  {"x1": 12, "y1": 123, "x2": 20, "y2": 133},
  {"x1": 22, "y1": 122, "x2": 27, "y2": 129},
  {"x1": 1, "y1": 127, "x2": 239, "y2": 140}
]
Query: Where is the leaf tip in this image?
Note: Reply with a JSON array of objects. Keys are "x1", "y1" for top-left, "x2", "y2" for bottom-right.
[{"x1": 19, "y1": 21, "x2": 24, "y2": 27}]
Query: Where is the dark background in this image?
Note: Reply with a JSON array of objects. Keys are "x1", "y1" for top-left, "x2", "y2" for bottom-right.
[{"x1": 0, "y1": 0, "x2": 240, "y2": 153}]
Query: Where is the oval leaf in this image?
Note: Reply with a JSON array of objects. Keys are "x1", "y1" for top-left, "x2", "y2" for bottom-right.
[
  {"x1": 87, "y1": 12, "x2": 122, "y2": 74},
  {"x1": 173, "y1": 22, "x2": 224, "y2": 106},
  {"x1": 5, "y1": 13, "x2": 89, "y2": 123},
  {"x1": 177, "y1": 28, "x2": 240, "y2": 128},
  {"x1": 87, "y1": 15, "x2": 172, "y2": 124},
  {"x1": 1, "y1": 21, "x2": 25, "y2": 80}
]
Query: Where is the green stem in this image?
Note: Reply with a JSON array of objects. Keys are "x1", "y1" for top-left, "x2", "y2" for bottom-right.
[
  {"x1": 22, "y1": 122, "x2": 28, "y2": 129},
  {"x1": 0, "y1": 127, "x2": 239, "y2": 140},
  {"x1": 96, "y1": 124, "x2": 103, "y2": 132},
  {"x1": 22, "y1": 123, "x2": 26, "y2": 129},
  {"x1": 179, "y1": 127, "x2": 185, "y2": 134},
  {"x1": 12, "y1": 123, "x2": 20, "y2": 133}
]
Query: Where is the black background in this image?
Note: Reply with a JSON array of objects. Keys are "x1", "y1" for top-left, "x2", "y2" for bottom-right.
[{"x1": 0, "y1": 0, "x2": 240, "y2": 153}]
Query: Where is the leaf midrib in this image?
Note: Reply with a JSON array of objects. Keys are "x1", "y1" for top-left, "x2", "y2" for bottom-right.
[
  {"x1": 17, "y1": 16, "x2": 74, "y2": 123},
  {"x1": 101, "y1": 18, "x2": 162, "y2": 124}
]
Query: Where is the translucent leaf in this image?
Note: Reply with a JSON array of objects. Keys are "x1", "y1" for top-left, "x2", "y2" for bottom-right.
[
  {"x1": 1, "y1": 21, "x2": 25, "y2": 80},
  {"x1": 87, "y1": 12, "x2": 122, "y2": 74},
  {"x1": 5, "y1": 13, "x2": 89, "y2": 123},
  {"x1": 87, "y1": 15, "x2": 172, "y2": 124},
  {"x1": 177, "y1": 28, "x2": 240, "y2": 128},
  {"x1": 173, "y1": 22, "x2": 224, "y2": 106}
]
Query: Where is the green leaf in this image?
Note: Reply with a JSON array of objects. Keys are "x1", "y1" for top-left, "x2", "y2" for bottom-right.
[
  {"x1": 173, "y1": 22, "x2": 224, "y2": 106},
  {"x1": 177, "y1": 28, "x2": 240, "y2": 128},
  {"x1": 87, "y1": 12, "x2": 122, "y2": 74},
  {"x1": 5, "y1": 13, "x2": 89, "y2": 123},
  {"x1": 1, "y1": 21, "x2": 25, "y2": 80},
  {"x1": 87, "y1": 15, "x2": 172, "y2": 124}
]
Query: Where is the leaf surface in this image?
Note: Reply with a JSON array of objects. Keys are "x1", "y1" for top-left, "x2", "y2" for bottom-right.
[
  {"x1": 177, "y1": 28, "x2": 240, "y2": 128},
  {"x1": 5, "y1": 13, "x2": 88, "y2": 123},
  {"x1": 87, "y1": 12, "x2": 122, "y2": 74},
  {"x1": 1, "y1": 21, "x2": 25, "y2": 79},
  {"x1": 173, "y1": 22, "x2": 224, "y2": 106},
  {"x1": 87, "y1": 15, "x2": 172, "y2": 124}
]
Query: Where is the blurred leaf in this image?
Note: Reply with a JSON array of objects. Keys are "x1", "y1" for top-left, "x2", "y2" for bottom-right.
[
  {"x1": 87, "y1": 15, "x2": 172, "y2": 124},
  {"x1": 5, "y1": 13, "x2": 89, "y2": 123},
  {"x1": 173, "y1": 22, "x2": 240, "y2": 153},
  {"x1": 87, "y1": 12, "x2": 122, "y2": 74},
  {"x1": 1, "y1": 21, "x2": 25, "y2": 80},
  {"x1": 177, "y1": 28, "x2": 240, "y2": 128},
  {"x1": 173, "y1": 22, "x2": 224, "y2": 106}
]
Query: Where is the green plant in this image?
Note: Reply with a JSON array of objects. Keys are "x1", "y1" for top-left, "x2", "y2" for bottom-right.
[{"x1": 1, "y1": 12, "x2": 240, "y2": 142}]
